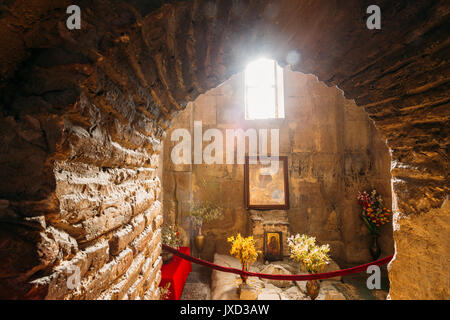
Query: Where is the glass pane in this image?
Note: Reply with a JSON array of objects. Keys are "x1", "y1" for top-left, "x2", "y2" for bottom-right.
[
  {"x1": 246, "y1": 86, "x2": 276, "y2": 119},
  {"x1": 245, "y1": 58, "x2": 275, "y2": 87}
]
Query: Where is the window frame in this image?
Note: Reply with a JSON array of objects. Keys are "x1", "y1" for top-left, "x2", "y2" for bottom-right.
[{"x1": 244, "y1": 59, "x2": 285, "y2": 120}]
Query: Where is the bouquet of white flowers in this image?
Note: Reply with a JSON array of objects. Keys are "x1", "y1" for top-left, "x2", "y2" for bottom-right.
[
  {"x1": 287, "y1": 234, "x2": 330, "y2": 274},
  {"x1": 189, "y1": 201, "x2": 223, "y2": 234}
]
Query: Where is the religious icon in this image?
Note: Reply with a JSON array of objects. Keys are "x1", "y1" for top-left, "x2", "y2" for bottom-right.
[
  {"x1": 264, "y1": 231, "x2": 283, "y2": 261},
  {"x1": 244, "y1": 156, "x2": 289, "y2": 210}
]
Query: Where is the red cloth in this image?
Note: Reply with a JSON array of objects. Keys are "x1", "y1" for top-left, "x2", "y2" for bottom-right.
[
  {"x1": 162, "y1": 244, "x2": 393, "y2": 281},
  {"x1": 159, "y1": 247, "x2": 192, "y2": 300}
]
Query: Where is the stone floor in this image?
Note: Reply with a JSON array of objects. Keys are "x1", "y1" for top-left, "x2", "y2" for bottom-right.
[
  {"x1": 180, "y1": 263, "x2": 212, "y2": 300},
  {"x1": 181, "y1": 254, "x2": 389, "y2": 300}
]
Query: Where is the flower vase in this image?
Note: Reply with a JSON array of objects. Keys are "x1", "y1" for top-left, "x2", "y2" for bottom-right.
[
  {"x1": 240, "y1": 264, "x2": 248, "y2": 285},
  {"x1": 194, "y1": 226, "x2": 205, "y2": 258},
  {"x1": 369, "y1": 234, "x2": 381, "y2": 260},
  {"x1": 162, "y1": 251, "x2": 173, "y2": 264},
  {"x1": 306, "y1": 279, "x2": 320, "y2": 300}
]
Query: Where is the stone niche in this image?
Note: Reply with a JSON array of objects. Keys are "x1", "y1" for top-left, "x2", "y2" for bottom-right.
[
  {"x1": 248, "y1": 210, "x2": 291, "y2": 260},
  {"x1": 161, "y1": 69, "x2": 394, "y2": 265}
]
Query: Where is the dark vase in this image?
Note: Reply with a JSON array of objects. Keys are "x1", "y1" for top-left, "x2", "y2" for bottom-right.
[
  {"x1": 162, "y1": 251, "x2": 174, "y2": 264},
  {"x1": 240, "y1": 264, "x2": 248, "y2": 285},
  {"x1": 194, "y1": 225, "x2": 205, "y2": 258},
  {"x1": 369, "y1": 235, "x2": 381, "y2": 260},
  {"x1": 194, "y1": 234, "x2": 205, "y2": 258},
  {"x1": 306, "y1": 279, "x2": 320, "y2": 300}
]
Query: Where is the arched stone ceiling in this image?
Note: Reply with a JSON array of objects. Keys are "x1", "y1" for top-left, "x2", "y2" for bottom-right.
[
  {"x1": 0, "y1": 0, "x2": 448, "y2": 299},
  {"x1": 2, "y1": 0, "x2": 448, "y2": 212}
]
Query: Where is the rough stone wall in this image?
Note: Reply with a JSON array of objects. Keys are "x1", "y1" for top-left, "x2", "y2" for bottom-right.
[
  {"x1": 161, "y1": 69, "x2": 394, "y2": 264},
  {"x1": 0, "y1": 0, "x2": 448, "y2": 299},
  {"x1": 0, "y1": 71, "x2": 165, "y2": 300},
  {"x1": 0, "y1": 1, "x2": 165, "y2": 299},
  {"x1": 389, "y1": 199, "x2": 449, "y2": 299}
]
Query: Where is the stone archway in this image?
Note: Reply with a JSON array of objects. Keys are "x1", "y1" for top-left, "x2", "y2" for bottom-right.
[{"x1": 0, "y1": 0, "x2": 448, "y2": 299}]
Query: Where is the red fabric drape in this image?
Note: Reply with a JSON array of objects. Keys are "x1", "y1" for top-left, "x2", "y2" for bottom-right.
[
  {"x1": 160, "y1": 247, "x2": 192, "y2": 300},
  {"x1": 162, "y1": 244, "x2": 393, "y2": 281}
]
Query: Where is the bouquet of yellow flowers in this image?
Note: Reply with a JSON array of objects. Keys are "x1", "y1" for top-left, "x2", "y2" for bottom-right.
[
  {"x1": 287, "y1": 234, "x2": 330, "y2": 274},
  {"x1": 227, "y1": 234, "x2": 260, "y2": 283}
]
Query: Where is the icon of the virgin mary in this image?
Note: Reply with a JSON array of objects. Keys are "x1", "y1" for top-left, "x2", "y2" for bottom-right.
[{"x1": 268, "y1": 234, "x2": 280, "y2": 257}]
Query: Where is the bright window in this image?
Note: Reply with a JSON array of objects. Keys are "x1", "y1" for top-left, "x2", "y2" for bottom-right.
[{"x1": 244, "y1": 58, "x2": 284, "y2": 120}]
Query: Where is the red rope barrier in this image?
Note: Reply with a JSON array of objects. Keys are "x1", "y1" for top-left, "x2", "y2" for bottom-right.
[{"x1": 162, "y1": 244, "x2": 393, "y2": 281}]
